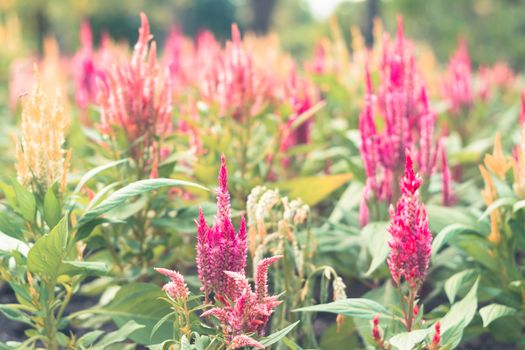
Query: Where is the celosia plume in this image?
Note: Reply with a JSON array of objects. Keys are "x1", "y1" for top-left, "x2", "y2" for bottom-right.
[
  {"x1": 16, "y1": 67, "x2": 71, "y2": 194},
  {"x1": 387, "y1": 153, "x2": 432, "y2": 289},
  {"x1": 359, "y1": 17, "x2": 445, "y2": 219},
  {"x1": 97, "y1": 13, "x2": 173, "y2": 161},
  {"x1": 520, "y1": 90, "x2": 525, "y2": 126},
  {"x1": 429, "y1": 322, "x2": 441, "y2": 350},
  {"x1": 443, "y1": 39, "x2": 473, "y2": 113},
  {"x1": 155, "y1": 267, "x2": 189, "y2": 300},
  {"x1": 196, "y1": 155, "x2": 248, "y2": 299},
  {"x1": 202, "y1": 256, "x2": 282, "y2": 341}
]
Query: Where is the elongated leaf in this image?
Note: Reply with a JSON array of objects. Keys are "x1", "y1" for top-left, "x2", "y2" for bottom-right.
[
  {"x1": 478, "y1": 197, "x2": 515, "y2": 221},
  {"x1": 444, "y1": 269, "x2": 478, "y2": 303},
  {"x1": 361, "y1": 222, "x2": 389, "y2": 276},
  {"x1": 59, "y1": 261, "x2": 109, "y2": 276},
  {"x1": 440, "y1": 278, "x2": 479, "y2": 348},
  {"x1": 78, "y1": 178, "x2": 207, "y2": 226},
  {"x1": 389, "y1": 329, "x2": 430, "y2": 350},
  {"x1": 274, "y1": 174, "x2": 352, "y2": 206},
  {"x1": 479, "y1": 304, "x2": 517, "y2": 327},
  {"x1": 27, "y1": 217, "x2": 68, "y2": 279},
  {"x1": 74, "y1": 159, "x2": 129, "y2": 194},
  {"x1": 0, "y1": 209, "x2": 23, "y2": 240},
  {"x1": 92, "y1": 320, "x2": 144, "y2": 350},
  {"x1": 11, "y1": 179, "x2": 36, "y2": 222},
  {"x1": 44, "y1": 187, "x2": 61, "y2": 229},
  {"x1": 260, "y1": 321, "x2": 300, "y2": 347},
  {"x1": 101, "y1": 283, "x2": 172, "y2": 345},
  {"x1": 431, "y1": 224, "x2": 479, "y2": 259},
  {"x1": 0, "y1": 305, "x2": 33, "y2": 326},
  {"x1": 294, "y1": 298, "x2": 393, "y2": 319}
]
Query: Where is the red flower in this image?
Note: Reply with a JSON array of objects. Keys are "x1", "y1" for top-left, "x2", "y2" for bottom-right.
[{"x1": 387, "y1": 153, "x2": 432, "y2": 289}]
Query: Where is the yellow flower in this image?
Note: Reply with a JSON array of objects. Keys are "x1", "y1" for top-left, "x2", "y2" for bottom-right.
[
  {"x1": 484, "y1": 133, "x2": 512, "y2": 180},
  {"x1": 16, "y1": 67, "x2": 71, "y2": 194},
  {"x1": 479, "y1": 165, "x2": 501, "y2": 244}
]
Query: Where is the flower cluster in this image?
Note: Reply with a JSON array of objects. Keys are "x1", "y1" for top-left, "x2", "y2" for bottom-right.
[
  {"x1": 359, "y1": 17, "x2": 446, "y2": 223},
  {"x1": 196, "y1": 155, "x2": 247, "y2": 299},
  {"x1": 16, "y1": 68, "x2": 71, "y2": 194},
  {"x1": 443, "y1": 40, "x2": 473, "y2": 113},
  {"x1": 387, "y1": 153, "x2": 432, "y2": 289},
  {"x1": 73, "y1": 21, "x2": 106, "y2": 111},
  {"x1": 155, "y1": 268, "x2": 189, "y2": 300},
  {"x1": 97, "y1": 13, "x2": 173, "y2": 163},
  {"x1": 202, "y1": 256, "x2": 282, "y2": 347}
]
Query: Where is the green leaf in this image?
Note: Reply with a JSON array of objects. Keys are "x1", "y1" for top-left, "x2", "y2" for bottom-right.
[
  {"x1": 431, "y1": 224, "x2": 480, "y2": 259},
  {"x1": 101, "y1": 283, "x2": 173, "y2": 345},
  {"x1": 10, "y1": 179, "x2": 36, "y2": 222},
  {"x1": 59, "y1": 261, "x2": 109, "y2": 276},
  {"x1": 361, "y1": 222, "x2": 389, "y2": 276},
  {"x1": 77, "y1": 330, "x2": 104, "y2": 347},
  {"x1": 479, "y1": 304, "x2": 518, "y2": 327},
  {"x1": 0, "y1": 209, "x2": 23, "y2": 240},
  {"x1": 389, "y1": 329, "x2": 430, "y2": 350},
  {"x1": 78, "y1": 178, "x2": 207, "y2": 226},
  {"x1": 259, "y1": 321, "x2": 300, "y2": 347},
  {"x1": 0, "y1": 305, "x2": 33, "y2": 326},
  {"x1": 73, "y1": 159, "x2": 129, "y2": 194},
  {"x1": 274, "y1": 173, "x2": 352, "y2": 206},
  {"x1": 440, "y1": 278, "x2": 479, "y2": 348},
  {"x1": 444, "y1": 269, "x2": 478, "y2": 303},
  {"x1": 92, "y1": 320, "x2": 144, "y2": 350},
  {"x1": 27, "y1": 217, "x2": 68, "y2": 279},
  {"x1": 478, "y1": 197, "x2": 515, "y2": 221},
  {"x1": 44, "y1": 186, "x2": 61, "y2": 229},
  {"x1": 294, "y1": 298, "x2": 393, "y2": 319}
]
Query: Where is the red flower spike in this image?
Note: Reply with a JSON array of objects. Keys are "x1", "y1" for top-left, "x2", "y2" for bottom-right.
[{"x1": 387, "y1": 153, "x2": 432, "y2": 289}]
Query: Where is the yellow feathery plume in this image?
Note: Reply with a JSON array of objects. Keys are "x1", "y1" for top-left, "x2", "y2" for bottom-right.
[
  {"x1": 16, "y1": 66, "x2": 71, "y2": 194},
  {"x1": 479, "y1": 165, "x2": 501, "y2": 244},
  {"x1": 484, "y1": 133, "x2": 512, "y2": 180}
]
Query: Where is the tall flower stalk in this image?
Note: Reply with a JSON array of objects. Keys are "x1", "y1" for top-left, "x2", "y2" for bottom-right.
[
  {"x1": 97, "y1": 12, "x2": 173, "y2": 178},
  {"x1": 16, "y1": 67, "x2": 71, "y2": 196},
  {"x1": 387, "y1": 153, "x2": 432, "y2": 331}
]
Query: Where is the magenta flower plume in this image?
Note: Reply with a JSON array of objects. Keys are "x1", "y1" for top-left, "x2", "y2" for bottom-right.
[
  {"x1": 359, "y1": 17, "x2": 444, "y2": 215},
  {"x1": 443, "y1": 39, "x2": 473, "y2": 114},
  {"x1": 520, "y1": 90, "x2": 525, "y2": 126},
  {"x1": 230, "y1": 335, "x2": 264, "y2": 350},
  {"x1": 97, "y1": 12, "x2": 173, "y2": 160},
  {"x1": 439, "y1": 140, "x2": 455, "y2": 206},
  {"x1": 387, "y1": 153, "x2": 432, "y2": 289},
  {"x1": 201, "y1": 256, "x2": 282, "y2": 340},
  {"x1": 155, "y1": 267, "x2": 189, "y2": 300},
  {"x1": 73, "y1": 21, "x2": 105, "y2": 110},
  {"x1": 196, "y1": 155, "x2": 248, "y2": 299}
]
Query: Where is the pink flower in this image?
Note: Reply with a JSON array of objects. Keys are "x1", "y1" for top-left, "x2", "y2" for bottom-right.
[
  {"x1": 73, "y1": 21, "x2": 106, "y2": 110},
  {"x1": 520, "y1": 90, "x2": 525, "y2": 126},
  {"x1": 443, "y1": 40, "x2": 473, "y2": 114},
  {"x1": 196, "y1": 155, "x2": 248, "y2": 299},
  {"x1": 201, "y1": 256, "x2": 282, "y2": 339},
  {"x1": 387, "y1": 153, "x2": 432, "y2": 289},
  {"x1": 430, "y1": 322, "x2": 441, "y2": 350},
  {"x1": 230, "y1": 335, "x2": 264, "y2": 349},
  {"x1": 155, "y1": 267, "x2": 189, "y2": 300},
  {"x1": 439, "y1": 139, "x2": 455, "y2": 206},
  {"x1": 97, "y1": 13, "x2": 173, "y2": 160},
  {"x1": 359, "y1": 17, "x2": 442, "y2": 210}
]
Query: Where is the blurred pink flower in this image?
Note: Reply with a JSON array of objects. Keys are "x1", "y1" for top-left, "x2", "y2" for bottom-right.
[
  {"x1": 97, "y1": 13, "x2": 173, "y2": 160},
  {"x1": 387, "y1": 153, "x2": 432, "y2": 289},
  {"x1": 443, "y1": 40, "x2": 472, "y2": 113},
  {"x1": 359, "y1": 17, "x2": 443, "y2": 214},
  {"x1": 196, "y1": 155, "x2": 248, "y2": 299}
]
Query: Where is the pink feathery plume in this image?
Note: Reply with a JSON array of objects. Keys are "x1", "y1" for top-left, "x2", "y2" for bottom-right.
[
  {"x1": 196, "y1": 155, "x2": 248, "y2": 299},
  {"x1": 73, "y1": 20, "x2": 106, "y2": 111},
  {"x1": 359, "y1": 183, "x2": 371, "y2": 227},
  {"x1": 417, "y1": 87, "x2": 437, "y2": 178},
  {"x1": 520, "y1": 90, "x2": 525, "y2": 128},
  {"x1": 387, "y1": 153, "x2": 432, "y2": 289},
  {"x1": 202, "y1": 256, "x2": 282, "y2": 338},
  {"x1": 97, "y1": 13, "x2": 173, "y2": 160},
  {"x1": 155, "y1": 268, "x2": 189, "y2": 300},
  {"x1": 443, "y1": 39, "x2": 473, "y2": 114},
  {"x1": 230, "y1": 335, "x2": 264, "y2": 350},
  {"x1": 439, "y1": 139, "x2": 455, "y2": 206}
]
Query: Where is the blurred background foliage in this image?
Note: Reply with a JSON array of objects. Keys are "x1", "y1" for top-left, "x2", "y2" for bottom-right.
[{"x1": 1, "y1": 0, "x2": 524, "y2": 68}]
